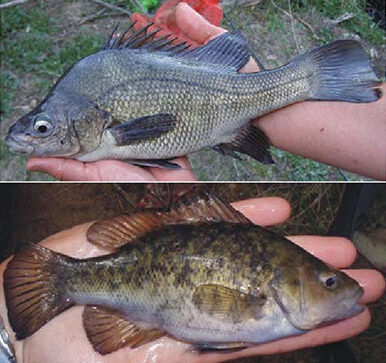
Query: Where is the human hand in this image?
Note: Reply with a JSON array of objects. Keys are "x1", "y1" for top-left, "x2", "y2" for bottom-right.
[
  {"x1": 0, "y1": 196, "x2": 384, "y2": 362},
  {"x1": 26, "y1": 157, "x2": 196, "y2": 181}
]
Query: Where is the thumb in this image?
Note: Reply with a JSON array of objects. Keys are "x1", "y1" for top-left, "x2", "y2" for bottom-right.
[{"x1": 175, "y1": 2, "x2": 226, "y2": 44}]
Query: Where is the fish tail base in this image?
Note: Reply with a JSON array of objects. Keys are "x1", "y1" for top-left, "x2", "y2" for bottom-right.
[
  {"x1": 3, "y1": 243, "x2": 74, "y2": 339},
  {"x1": 300, "y1": 40, "x2": 381, "y2": 103}
]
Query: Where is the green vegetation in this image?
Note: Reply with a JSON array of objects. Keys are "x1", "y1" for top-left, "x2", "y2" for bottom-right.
[
  {"x1": 293, "y1": 0, "x2": 385, "y2": 44},
  {"x1": 1, "y1": 2, "x2": 103, "y2": 117}
]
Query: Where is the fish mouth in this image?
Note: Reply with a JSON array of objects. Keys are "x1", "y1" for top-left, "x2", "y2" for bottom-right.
[
  {"x1": 317, "y1": 286, "x2": 365, "y2": 328},
  {"x1": 5, "y1": 134, "x2": 34, "y2": 155},
  {"x1": 340, "y1": 285, "x2": 365, "y2": 319}
]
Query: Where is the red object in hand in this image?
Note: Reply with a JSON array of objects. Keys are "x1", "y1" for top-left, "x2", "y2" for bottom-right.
[{"x1": 131, "y1": 0, "x2": 223, "y2": 46}]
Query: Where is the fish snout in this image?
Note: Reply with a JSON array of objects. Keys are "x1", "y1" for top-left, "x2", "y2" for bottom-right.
[{"x1": 5, "y1": 131, "x2": 34, "y2": 155}]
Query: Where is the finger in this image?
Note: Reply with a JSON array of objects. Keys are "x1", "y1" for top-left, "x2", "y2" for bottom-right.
[
  {"x1": 240, "y1": 58, "x2": 260, "y2": 73},
  {"x1": 149, "y1": 157, "x2": 197, "y2": 181},
  {"x1": 175, "y1": 2, "x2": 226, "y2": 44},
  {"x1": 27, "y1": 157, "x2": 90, "y2": 181},
  {"x1": 344, "y1": 269, "x2": 385, "y2": 304},
  {"x1": 27, "y1": 158, "x2": 157, "y2": 181},
  {"x1": 288, "y1": 236, "x2": 357, "y2": 268},
  {"x1": 232, "y1": 197, "x2": 291, "y2": 226}
]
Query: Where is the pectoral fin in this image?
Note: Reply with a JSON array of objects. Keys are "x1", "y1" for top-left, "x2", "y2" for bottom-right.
[
  {"x1": 110, "y1": 113, "x2": 177, "y2": 145},
  {"x1": 192, "y1": 284, "x2": 266, "y2": 323},
  {"x1": 83, "y1": 305, "x2": 164, "y2": 355}
]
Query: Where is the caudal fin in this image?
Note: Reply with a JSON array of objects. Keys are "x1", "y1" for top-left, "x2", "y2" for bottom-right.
[
  {"x1": 3, "y1": 243, "x2": 74, "y2": 339},
  {"x1": 296, "y1": 40, "x2": 382, "y2": 103}
]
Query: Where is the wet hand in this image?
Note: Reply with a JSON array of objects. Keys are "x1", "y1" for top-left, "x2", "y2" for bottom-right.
[{"x1": 0, "y1": 197, "x2": 384, "y2": 362}]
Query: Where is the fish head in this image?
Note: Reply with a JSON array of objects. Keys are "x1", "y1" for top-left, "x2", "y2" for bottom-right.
[
  {"x1": 5, "y1": 107, "x2": 78, "y2": 157},
  {"x1": 270, "y1": 261, "x2": 364, "y2": 330},
  {"x1": 5, "y1": 91, "x2": 110, "y2": 157}
]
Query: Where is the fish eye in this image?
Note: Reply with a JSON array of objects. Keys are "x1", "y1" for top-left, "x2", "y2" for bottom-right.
[
  {"x1": 33, "y1": 115, "x2": 53, "y2": 134},
  {"x1": 320, "y1": 272, "x2": 338, "y2": 290}
]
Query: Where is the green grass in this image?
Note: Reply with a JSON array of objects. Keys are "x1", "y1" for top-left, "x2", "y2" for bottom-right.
[
  {"x1": 1, "y1": 1, "x2": 103, "y2": 118},
  {"x1": 293, "y1": 0, "x2": 385, "y2": 44}
]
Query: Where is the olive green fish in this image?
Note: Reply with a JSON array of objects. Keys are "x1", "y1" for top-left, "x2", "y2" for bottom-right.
[
  {"x1": 5, "y1": 23, "x2": 381, "y2": 169},
  {"x1": 4, "y1": 195, "x2": 364, "y2": 355}
]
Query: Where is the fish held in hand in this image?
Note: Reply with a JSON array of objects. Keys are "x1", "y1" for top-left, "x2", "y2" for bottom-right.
[
  {"x1": 5, "y1": 23, "x2": 382, "y2": 168},
  {"x1": 4, "y1": 195, "x2": 364, "y2": 355}
]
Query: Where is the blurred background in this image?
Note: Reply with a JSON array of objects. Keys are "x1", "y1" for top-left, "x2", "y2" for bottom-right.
[
  {"x1": 0, "y1": 183, "x2": 385, "y2": 362},
  {"x1": 0, "y1": 0, "x2": 385, "y2": 181}
]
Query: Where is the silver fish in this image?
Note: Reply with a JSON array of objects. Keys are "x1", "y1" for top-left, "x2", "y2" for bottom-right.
[{"x1": 5, "y1": 25, "x2": 381, "y2": 169}]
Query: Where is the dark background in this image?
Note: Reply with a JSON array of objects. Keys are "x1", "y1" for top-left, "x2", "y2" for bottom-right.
[{"x1": 0, "y1": 183, "x2": 385, "y2": 363}]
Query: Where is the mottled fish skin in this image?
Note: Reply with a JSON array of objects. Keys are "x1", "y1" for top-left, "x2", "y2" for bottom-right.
[{"x1": 61, "y1": 223, "x2": 361, "y2": 344}]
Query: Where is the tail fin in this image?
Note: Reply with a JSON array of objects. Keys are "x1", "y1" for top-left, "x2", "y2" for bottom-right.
[
  {"x1": 3, "y1": 243, "x2": 74, "y2": 339},
  {"x1": 296, "y1": 40, "x2": 382, "y2": 103}
]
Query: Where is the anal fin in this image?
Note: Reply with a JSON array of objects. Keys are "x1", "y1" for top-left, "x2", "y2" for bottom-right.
[
  {"x1": 83, "y1": 305, "x2": 164, "y2": 355},
  {"x1": 215, "y1": 123, "x2": 274, "y2": 164}
]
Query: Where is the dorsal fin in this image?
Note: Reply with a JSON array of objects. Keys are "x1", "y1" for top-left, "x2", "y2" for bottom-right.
[
  {"x1": 86, "y1": 193, "x2": 251, "y2": 250},
  {"x1": 180, "y1": 31, "x2": 251, "y2": 71},
  {"x1": 101, "y1": 23, "x2": 251, "y2": 71},
  {"x1": 101, "y1": 22, "x2": 190, "y2": 53}
]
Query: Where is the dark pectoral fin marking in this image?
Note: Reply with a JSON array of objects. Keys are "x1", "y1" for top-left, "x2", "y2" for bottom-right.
[{"x1": 110, "y1": 113, "x2": 177, "y2": 145}]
